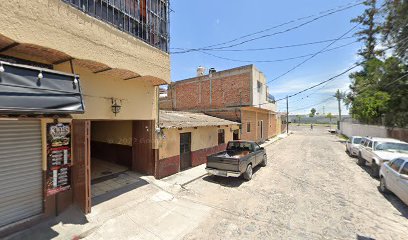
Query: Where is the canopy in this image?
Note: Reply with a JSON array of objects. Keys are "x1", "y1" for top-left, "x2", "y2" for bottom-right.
[{"x1": 0, "y1": 61, "x2": 84, "y2": 114}]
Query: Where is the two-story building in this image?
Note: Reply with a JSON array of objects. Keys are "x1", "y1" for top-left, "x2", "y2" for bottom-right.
[
  {"x1": 0, "y1": 0, "x2": 170, "y2": 236},
  {"x1": 160, "y1": 65, "x2": 280, "y2": 142}
]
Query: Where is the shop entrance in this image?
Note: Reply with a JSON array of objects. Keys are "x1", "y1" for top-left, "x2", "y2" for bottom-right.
[
  {"x1": 72, "y1": 120, "x2": 155, "y2": 212},
  {"x1": 90, "y1": 121, "x2": 137, "y2": 198}
]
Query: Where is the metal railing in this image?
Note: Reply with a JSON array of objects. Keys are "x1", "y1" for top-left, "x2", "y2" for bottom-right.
[{"x1": 62, "y1": 0, "x2": 169, "y2": 53}]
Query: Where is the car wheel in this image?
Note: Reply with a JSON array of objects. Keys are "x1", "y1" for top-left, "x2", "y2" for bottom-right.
[
  {"x1": 243, "y1": 164, "x2": 253, "y2": 181},
  {"x1": 357, "y1": 154, "x2": 365, "y2": 166},
  {"x1": 371, "y1": 163, "x2": 380, "y2": 178},
  {"x1": 260, "y1": 155, "x2": 267, "y2": 167},
  {"x1": 379, "y1": 177, "x2": 389, "y2": 194}
]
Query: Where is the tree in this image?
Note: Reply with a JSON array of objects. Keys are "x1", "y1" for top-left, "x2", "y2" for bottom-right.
[
  {"x1": 326, "y1": 113, "x2": 334, "y2": 131},
  {"x1": 309, "y1": 108, "x2": 316, "y2": 118},
  {"x1": 383, "y1": 0, "x2": 408, "y2": 61},
  {"x1": 351, "y1": 0, "x2": 382, "y2": 60},
  {"x1": 296, "y1": 115, "x2": 301, "y2": 125}
]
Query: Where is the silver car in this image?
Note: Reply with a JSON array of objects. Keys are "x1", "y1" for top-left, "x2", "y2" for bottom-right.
[
  {"x1": 379, "y1": 157, "x2": 408, "y2": 206},
  {"x1": 345, "y1": 136, "x2": 362, "y2": 157}
]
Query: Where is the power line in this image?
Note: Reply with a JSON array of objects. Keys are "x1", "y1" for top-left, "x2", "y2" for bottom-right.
[
  {"x1": 193, "y1": 36, "x2": 357, "y2": 52},
  {"x1": 196, "y1": 41, "x2": 358, "y2": 63},
  {"x1": 265, "y1": 23, "x2": 361, "y2": 85},
  {"x1": 274, "y1": 63, "x2": 362, "y2": 102},
  {"x1": 171, "y1": 1, "x2": 364, "y2": 54},
  {"x1": 289, "y1": 97, "x2": 336, "y2": 112}
]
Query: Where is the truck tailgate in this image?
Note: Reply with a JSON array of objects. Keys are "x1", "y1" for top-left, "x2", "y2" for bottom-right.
[{"x1": 207, "y1": 157, "x2": 240, "y2": 172}]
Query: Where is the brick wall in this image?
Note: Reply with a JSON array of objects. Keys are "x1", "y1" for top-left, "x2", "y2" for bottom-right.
[
  {"x1": 205, "y1": 109, "x2": 241, "y2": 122},
  {"x1": 166, "y1": 72, "x2": 252, "y2": 111}
]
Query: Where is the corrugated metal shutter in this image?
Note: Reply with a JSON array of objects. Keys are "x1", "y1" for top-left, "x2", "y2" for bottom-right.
[{"x1": 0, "y1": 120, "x2": 43, "y2": 227}]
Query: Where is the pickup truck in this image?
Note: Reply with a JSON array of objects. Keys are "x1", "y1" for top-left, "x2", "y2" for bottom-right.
[{"x1": 206, "y1": 141, "x2": 267, "y2": 181}]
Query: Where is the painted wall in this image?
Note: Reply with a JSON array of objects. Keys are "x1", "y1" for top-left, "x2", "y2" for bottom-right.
[
  {"x1": 252, "y1": 66, "x2": 277, "y2": 112},
  {"x1": 159, "y1": 125, "x2": 239, "y2": 159},
  {"x1": 0, "y1": 0, "x2": 170, "y2": 82},
  {"x1": 55, "y1": 63, "x2": 157, "y2": 120},
  {"x1": 91, "y1": 121, "x2": 133, "y2": 146}
]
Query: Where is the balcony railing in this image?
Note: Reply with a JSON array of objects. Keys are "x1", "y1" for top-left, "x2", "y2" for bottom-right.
[{"x1": 63, "y1": 0, "x2": 169, "y2": 53}]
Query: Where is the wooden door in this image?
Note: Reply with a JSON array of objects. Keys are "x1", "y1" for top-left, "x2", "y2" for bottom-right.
[
  {"x1": 180, "y1": 133, "x2": 191, "y2": 171},
  {"x1": 72, "y1": 120, "x2": 91, "y2": 214},
  {"x1": 132, "y1": 120, "x2": 154, "y2": 175}
]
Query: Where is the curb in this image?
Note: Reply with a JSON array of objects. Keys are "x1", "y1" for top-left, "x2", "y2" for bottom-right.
[{"x1": 180, "y1": 173, "x2": 209, "y2": 187}]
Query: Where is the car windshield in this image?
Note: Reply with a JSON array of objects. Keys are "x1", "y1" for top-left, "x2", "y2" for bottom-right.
[
  {"x1": 375, "y1": 142, "x2": 408, "y2": 153},
  {"x1": 353, "y1": 138, "x2": 362, "y2": 144},
  {"x1": 227, "y1": 142, "x2": 253, "y2": 152}
]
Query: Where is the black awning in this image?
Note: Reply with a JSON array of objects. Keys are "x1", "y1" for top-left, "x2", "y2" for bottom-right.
[{"x1": 0, "y1": 61, "x2": 84, "y2": 114}]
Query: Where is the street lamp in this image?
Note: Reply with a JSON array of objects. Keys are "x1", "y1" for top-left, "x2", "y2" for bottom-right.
[{"x1": 111, "y1": 98, "x2": 121, "y2": 116}]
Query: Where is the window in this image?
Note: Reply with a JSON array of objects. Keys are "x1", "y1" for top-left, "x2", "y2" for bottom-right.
[
  {"x1": 360, "y1": 139, "x2": 366, "y2": 146},
  {"x1": 254, "y1": 144, "x2": 261, "y2": 152},
  {"x1": 257, "y1": 81, "x2": 262, "y2": 93},
  {"x1": 353, "y1": 137, "x2": 362, "y2": 144},
  {"x1": 390, "y1": 159, "x2": 404, "y2": 172},
  {"x1": 218, "y1": 129, "x2": 225, "y2": 145},
  {"x1": 401, "y1": 162, "x2": 408, "y2": 175},
  {"x1": 367, "y1": 141, "x2": 373, "y2": 148},
  {"x1": 247, "y1": 122, "x2": 251, "y2": 133},
  {"x1": 375, "y1": 142, "x2": 408, "y2": 152}
]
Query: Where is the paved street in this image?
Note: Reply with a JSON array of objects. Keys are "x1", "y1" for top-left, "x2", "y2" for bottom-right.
[
  {"x1": 179, "y1": 125, "x2": 408, "y2": 240},
  {"x1": 8, "y1": 125, "x2": 408, "y2": 240}
]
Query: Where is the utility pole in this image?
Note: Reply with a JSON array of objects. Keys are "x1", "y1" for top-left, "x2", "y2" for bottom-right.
[
  {"x1": 334, "y1": 89, "x2": 344, "y2": 130},
  {"x1": 286, "y1": 95, "x2": 289, "y2": 134},
  {"x1": 322, "y1": 106, "x2": 325, "y2": 115}
]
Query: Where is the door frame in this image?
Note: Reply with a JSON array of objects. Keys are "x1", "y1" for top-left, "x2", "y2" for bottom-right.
[{"x1": 179, "y1": 132, "x2": 192, "y2": 171}]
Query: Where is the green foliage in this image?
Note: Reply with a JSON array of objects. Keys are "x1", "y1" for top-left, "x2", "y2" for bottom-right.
[
  {"x1": 383, "y1": 0, "x2": 408, "y2": 61},
  {"x1": 347, "y1": 1, "x2": 408, "y2": 128},
  {"x1": 309, "y1": 108, "x2": 316, "y2": 118},
  {"x1": 325, "y1": 113, "x2": 334, "y2": 121}
]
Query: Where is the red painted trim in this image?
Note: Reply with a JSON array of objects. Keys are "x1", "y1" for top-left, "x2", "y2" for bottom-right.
[{"x1": 156, "y1": 155, "x2": 180, "y2": 179}]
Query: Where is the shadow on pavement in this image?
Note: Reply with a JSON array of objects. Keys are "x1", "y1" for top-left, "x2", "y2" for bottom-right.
[
  {"x1": 92, "y1": 178, "x2": 149, "y2": 206},
  {"x1": 378, "y1": 188, "x2": 408, "y2": 219},
  {"x1": 203, "y1": 166, "x2": 262, "y2": 188},
  {"x1": 6, "y1": 206, "x2": 88, "y2": 240},
  {"x1": 356, "y1": 234, "x2": 375, "y2": 240}
]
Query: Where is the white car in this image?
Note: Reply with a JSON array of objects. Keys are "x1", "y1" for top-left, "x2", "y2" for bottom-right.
[
  {"x1": 358, "y1": 137, "x2": 408, "y2": 178},
  {"x1": 379, "y1": 157, "x2": 408, "y2": 206},
  {"x1": 345, "y1": 136, "x2": 362, "y2": 157}
]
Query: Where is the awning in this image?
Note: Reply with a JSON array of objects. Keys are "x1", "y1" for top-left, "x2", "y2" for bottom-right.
[{"x1": 0, "y1": 61, "x2": 84, "y2": 114}]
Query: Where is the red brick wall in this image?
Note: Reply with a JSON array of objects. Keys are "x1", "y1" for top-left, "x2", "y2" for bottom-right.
[
  {"x1": 170, "y1": 72, "x2": 252, "y2": 111},
  {"x1": 191, "y1": 143, "x2": 227, "y2": 167},
  {"x1": 156, "y1": 155, "x2": 180, "y2": 179},
  {"x1": 205, "y1": 109, "x2": 241, "y2": 122}
]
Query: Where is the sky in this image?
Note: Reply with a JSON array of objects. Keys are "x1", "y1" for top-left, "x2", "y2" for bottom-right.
[{"x1": 169, "y1": 0, "x2": 367, "y2": 115}]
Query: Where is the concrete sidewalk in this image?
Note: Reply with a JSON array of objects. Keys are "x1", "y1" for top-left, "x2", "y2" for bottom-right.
[{"x1": 144, "y1": 133, "x2": 289, "y2": 192}]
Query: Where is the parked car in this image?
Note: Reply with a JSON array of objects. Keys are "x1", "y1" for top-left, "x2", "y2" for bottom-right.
[
  {"x1": 206, "y1": 141, "x2": 267, "y2": 181},
  {"x1": 379, "y1": 157, "x2": 408, "y2": 206},
  {"x1": 358, "y1": 137, "x2": 408, "y2": 178},
  {"x1": 345, "y1": 136, "x2": 362, "y2": 157}
]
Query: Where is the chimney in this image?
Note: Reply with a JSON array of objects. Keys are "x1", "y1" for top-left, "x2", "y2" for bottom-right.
[{"x1": 196, "y1": 66, "x2": 206, "y2": 77}]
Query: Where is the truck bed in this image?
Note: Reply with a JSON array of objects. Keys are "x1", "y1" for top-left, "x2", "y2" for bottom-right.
[{"x1": 207, "y1": 150, "x2": 247, "y2": 172}]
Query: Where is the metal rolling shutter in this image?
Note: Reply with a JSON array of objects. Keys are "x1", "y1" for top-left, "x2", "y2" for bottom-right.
[{"x1": 0, "y1": 120, "x2": 43, "y2": 227}]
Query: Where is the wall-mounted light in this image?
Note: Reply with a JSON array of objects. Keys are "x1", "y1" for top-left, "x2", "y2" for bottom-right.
[
  {"x1": 111, "y1": 98, "x2": 121, "y2": 116},
  {"x1": 38, "y1": 71, "x2": 43, "y2": 80}
]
